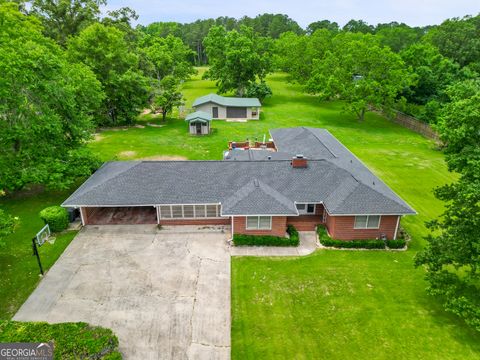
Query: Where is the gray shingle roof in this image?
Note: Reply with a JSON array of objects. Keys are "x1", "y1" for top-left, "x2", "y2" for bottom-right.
[
  {"x1": 63, "y1": 159, "x2": 415, "y2": 216},
  {"x1": 223, "y1": 149, "x2": 292, "y2": 161},
  {"x1": 185, "y1": 111, "x2": 211, "y2": 123},
  {"x1": 192, "y1": 93, "x2": 261, "y2": 108},
  {"x1": 221, "y1": 179, "x2": 299, "y2": 215},
  {"x1": 270, "y1": 127, "x2": 415, "y2": 214}
]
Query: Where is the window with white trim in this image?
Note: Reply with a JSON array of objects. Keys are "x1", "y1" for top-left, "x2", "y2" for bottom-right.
[
  {"x1": 354, "y1": 215, "x2": 381, "y2": 229},
  {"x1": 296, "y1": 203, "x2": 316, "y2": 215},
  {"x1": 158, "y1": 204, "x2": 221, "y2": 219},
  {"x1": 246, "y1": 216, "x2": 272, "y2": 230}
]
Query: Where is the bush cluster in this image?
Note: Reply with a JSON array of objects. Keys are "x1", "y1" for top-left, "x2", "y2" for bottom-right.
[
  {"x1": 39, "y1": 206, "x2": 69, "y2": 232},
  {"x1": 317, "y1": 226, "x2": 406, "y2": 250},
  {"x1": 286, "y1": 224, "x2": 299, "y2": 245},
  {"x1": 233, "y1": 225, "x2": 299, "y2": 247},
  {"x1": 0, "y1": 321, "x2": 121, "y2": 359},
  {"x1": 320, "y1": 237, "x2": 386, "y2": 249},
  {"x1": 385, "y1": 239, "x2": 407, "y2": 249}
]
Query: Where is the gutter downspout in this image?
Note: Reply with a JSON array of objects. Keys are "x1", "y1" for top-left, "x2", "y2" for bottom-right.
[
  {"x1": 79, "y1": 207, "x2": 85, "y2": 226},
  {"x1": 393, "y1": 215, "x2": 401, "y2": 240}
]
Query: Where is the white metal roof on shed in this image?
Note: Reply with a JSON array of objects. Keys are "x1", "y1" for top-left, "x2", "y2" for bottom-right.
[{"x1": 192, "y1": 93, "x2": 261, "y2": 108}]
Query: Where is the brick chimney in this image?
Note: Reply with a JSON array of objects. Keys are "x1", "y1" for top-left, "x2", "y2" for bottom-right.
[{"x1": 291, "y1": 155, "x2": 307, "y2": 168}]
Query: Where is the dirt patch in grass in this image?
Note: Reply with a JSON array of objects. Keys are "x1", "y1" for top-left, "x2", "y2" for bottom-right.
[
  {"x1": 147, "y1": 123, "x2": 166, "y2": 128},
  {"x1": 118, "y1": 151, "x2": 137, "y2": 158},
  {"x1": 92, "y1": 133, "x2": 104, "y2": 142},
  {"x1": 140, "y1": 155, "x2": 187, "y2": 161}
]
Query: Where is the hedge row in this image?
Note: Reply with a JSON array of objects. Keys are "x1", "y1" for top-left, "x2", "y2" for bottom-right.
[
  {"x1": 385, "y1": 239, "x2": 407, "y2": 249},
  {"x1": 317, "y1": 226, "x2": 406, "y2": 249},
  {"x1": 233, "y1": 225, "x2": 299, "y2": 247},
  {"x1": 0, "y1": 321, "x2": 121, "y2": 359},
  {"x1": 39, "y1": 206, "x2": 69, "y2": 232}
]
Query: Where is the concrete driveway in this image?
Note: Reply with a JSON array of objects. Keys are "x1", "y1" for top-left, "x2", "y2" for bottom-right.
[{"x1": 14, "y1": 225, "x2": 231, "y2": 360}]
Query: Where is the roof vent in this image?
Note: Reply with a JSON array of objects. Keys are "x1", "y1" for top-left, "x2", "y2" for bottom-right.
[
  {"x1": 267, "y1": 156, "x2": 272, "y2": 160},
  {"x1": 253, "y1": 179, "x2": 259, "y2": 187},
  {"x1": 291, "y1": 155, "x2": 308, "y2": 168}
]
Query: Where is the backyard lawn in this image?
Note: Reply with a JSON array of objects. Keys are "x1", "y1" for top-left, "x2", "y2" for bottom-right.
[{"x1": 1, "y1": 68, "x2": 479, "y2": 358}]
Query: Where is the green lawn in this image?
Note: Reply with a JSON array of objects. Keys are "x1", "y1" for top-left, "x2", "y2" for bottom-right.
[
  {"x1": 1, "y1": 68, "x2": 479, "y2": 357},
  {"x1": 0, "y1": 189, "x2": 77, "y2": 319}
]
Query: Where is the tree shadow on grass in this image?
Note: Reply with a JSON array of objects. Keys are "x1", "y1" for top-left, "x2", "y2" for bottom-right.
[{"x1": 414, "y1": 285, "x2": 480, "y2": 354}]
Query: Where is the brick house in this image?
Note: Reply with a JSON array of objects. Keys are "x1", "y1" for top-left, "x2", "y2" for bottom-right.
[{"x1": 63, "y1": 127, "x2": 415, "y2": 240}]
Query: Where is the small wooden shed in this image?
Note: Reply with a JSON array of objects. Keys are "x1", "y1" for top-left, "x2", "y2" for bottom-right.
[{"x1": 185, "y1": 111, "x2": 212, "y2": 135}]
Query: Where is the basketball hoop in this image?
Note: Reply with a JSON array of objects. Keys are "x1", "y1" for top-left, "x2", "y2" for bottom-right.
[{"x1": 35, "y1": 224, "x2": 51, "y2": 246}]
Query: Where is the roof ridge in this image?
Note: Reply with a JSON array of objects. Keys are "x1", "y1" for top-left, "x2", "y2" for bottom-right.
[
  {"x1": 221, "y1": 180, "x2": 258, "y2": 211},
  {"x1": 256, "y1": 180, "x2": 298, "y2": 213},
  {"x1": 61, "y1": 162, "x2": 142, "y2": 206},
  {"x1": 323, "y1": 155, "x2": 415, "y2": 213},
  {"x1": 331, "y1": 181, "x2": 413, "y2": 214},
  {"x1": 303, "y1": 127, "x2": 338, "y2": 158},
  {"x1": 221, "y1": 178, "x2": 298, "y2": 215},
  {"x1": 137, "y1": 159, "x2": 330, "y2": 163}
]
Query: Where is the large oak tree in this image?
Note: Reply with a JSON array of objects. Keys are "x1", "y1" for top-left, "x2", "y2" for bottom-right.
[
  {"x1": 306, "y1": 33, "x2": 414, "y2": 121},
  {"x1": 0, "y1": 2, "x2": 103, "y2": 191},
  {"x1": 67, "y1": 23, "x2": 149, "y2": 125},
  {"x1": 415, "y1": 79, "x2": 480, "y2": 331},
  {"x1": 203, "y1": 25, "x2": 273, "y2": 96}
]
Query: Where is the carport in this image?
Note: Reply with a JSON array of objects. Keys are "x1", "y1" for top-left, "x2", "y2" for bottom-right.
[{"x1": 80, "y1": 206, "x2": 157, "y2": 225}]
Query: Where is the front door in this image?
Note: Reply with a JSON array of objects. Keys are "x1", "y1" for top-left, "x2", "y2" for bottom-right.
[
  {"x1": 212, "y1": 107, "x2": 218, "y2": 118},
  {"x1": 196, "y1": 122, "x2": 202, "y2": 134}
]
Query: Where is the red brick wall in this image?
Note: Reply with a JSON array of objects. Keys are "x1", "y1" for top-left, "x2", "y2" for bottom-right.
[
  {"x1": 325, "y1": 214, "x2": 399, "y2": 240},
  {"x1": 233, "y1": 216, "x2": 287, "y2": 237},
  {"x1": 287, "y1": 204, "x2": 324, "y2": 231},
  {"x1": 287, "y1": 215, "x2": 323, "y2": 231},
  {"x1": 159, "y1": 218, "x2": 230, "y2": 226},
  {"x1": 80, "y1": 207, "x2": 100, "y2": 225}
]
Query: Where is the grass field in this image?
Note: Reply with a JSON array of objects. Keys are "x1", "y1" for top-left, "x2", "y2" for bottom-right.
[
  {"x1": 1, "y1": 68, "x2": 479, "y2": 357},
  {"x1": 0, "y1": 189, "x2": 77, "y2": 319}
]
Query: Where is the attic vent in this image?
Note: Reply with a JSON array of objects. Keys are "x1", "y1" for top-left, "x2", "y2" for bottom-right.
[{"x1": 267, "y1": 156, "x2": 272, "y2": 160}]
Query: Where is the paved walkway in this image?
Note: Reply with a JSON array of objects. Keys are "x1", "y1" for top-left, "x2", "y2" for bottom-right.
[{"x1": 230, "y1": 231, "x2": 318, "y2": 256}]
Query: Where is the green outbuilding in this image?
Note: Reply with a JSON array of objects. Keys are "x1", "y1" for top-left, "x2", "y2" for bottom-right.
[{"x1": 185, "y1": 111, "x2": 212, "y2": 135}]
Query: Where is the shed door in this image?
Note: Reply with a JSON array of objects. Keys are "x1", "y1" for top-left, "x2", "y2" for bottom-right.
[
  {"x1": 212, "y1": 107, "x2": 218, "y2": 118},
  {"x1": 226, "y1": 107, "x2": 247, "y2": 118}
]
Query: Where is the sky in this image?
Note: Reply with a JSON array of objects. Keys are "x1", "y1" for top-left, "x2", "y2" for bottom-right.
[{"x1": 105, "y1": 0, "x2": 479, "y2": 28}]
